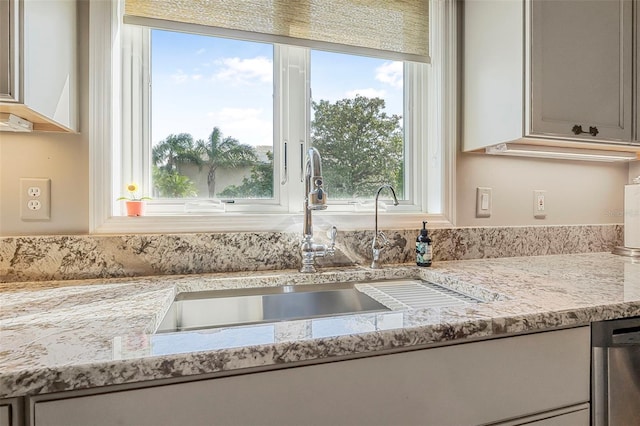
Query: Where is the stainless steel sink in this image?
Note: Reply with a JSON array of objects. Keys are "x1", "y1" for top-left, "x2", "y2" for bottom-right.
[
  {"x1": 156, "y1": 283, "x2": 391, "y2": 333},
  {"x1": 156, "y1": 279, "x2": 486, "y2": 334}
]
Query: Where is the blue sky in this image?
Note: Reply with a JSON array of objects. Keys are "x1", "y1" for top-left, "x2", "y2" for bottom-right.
[{"x1": 151, "y1": 29, "x2": 403, "y2": 148}]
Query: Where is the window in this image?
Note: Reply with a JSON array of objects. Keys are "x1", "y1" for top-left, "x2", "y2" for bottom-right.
[
  {"x1": 89, "y1": 0, "x2": 456, "y2": 233},
  {"x1": 150, "y1": 31, "x2": 275, "y2": 202},
  {"x1": 310, "y1": 51, "x2": 406, "y2": 201}
]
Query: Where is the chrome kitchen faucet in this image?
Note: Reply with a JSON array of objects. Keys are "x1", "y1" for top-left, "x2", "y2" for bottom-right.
[
  {"x1": 371, "y1": 184, "x2": 399, "y2": 269},
  {"x1": 300, "y1": 147, "x2": 337, "y2": 273}
]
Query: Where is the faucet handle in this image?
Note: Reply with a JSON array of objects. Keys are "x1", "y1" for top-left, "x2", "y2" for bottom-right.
[
  {"x1": 377, "y1": 231, "x2": 389, "y2": 247},
  {"x1": 327, "y1": 226, "x2": 338, "y2": 247}
]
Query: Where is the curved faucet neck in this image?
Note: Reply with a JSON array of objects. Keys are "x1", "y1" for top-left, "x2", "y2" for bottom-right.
[{"x1": 373, "y1": 184, "x2": 399, "y2": 239}]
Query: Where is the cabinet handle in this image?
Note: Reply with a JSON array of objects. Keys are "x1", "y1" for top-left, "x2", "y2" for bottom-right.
[{"x1": 571, "y1": 125, "x2": 599, "y2": 137}]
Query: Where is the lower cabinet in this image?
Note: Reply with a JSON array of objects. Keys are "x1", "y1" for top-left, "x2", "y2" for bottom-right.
[
  {"x1": 31, "y1": 327, "x2": 590, "y2": 426},
  {"x1": 0, "y1": 398, "x2": 22, "y2": 426},
  {"x1": 493, "y1": 404, "x2": 590, "y2": 426}
]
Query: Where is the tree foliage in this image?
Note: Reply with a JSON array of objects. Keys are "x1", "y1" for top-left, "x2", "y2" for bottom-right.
[
  {"x1": 152, "y1": 133, "x2": 202, "y2": 174},
  {"x1": 218, "y1": 151, "x2": 274, "y2": 198},
  {"x1": 152, "y1": 167, "x2": 198, "y2": 198},
  {"x1": 311, "y1": 95, "x2": 403, "y2": 198},
  {"x1": 195, "y1": 127, "x2": 257, "y2": 197},
  {"x1": 151, "y1": 96, "x2": 403, "y2": 200}
]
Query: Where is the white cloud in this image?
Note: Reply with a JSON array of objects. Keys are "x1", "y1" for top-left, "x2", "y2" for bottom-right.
[
  {"x1": 375, "y1": 61, "x2": 403, "y2": 88},
  {"x1": 206, "y1": 108, "x2": 272, "y2": 146},
  {"x1": 171, "y1": 69, "x2": 188, "y2": 84},
  {"x1": 171, "y1": 69, "x2": 204, "y2": 83},
  {"x1": 195, "y1": 48, "x2": 206, "y2": 55},
  {"x1": 346, "y1": 88, "x2": 386, "y2": 98},
  {"x1": 213, "y1": 56, "x2": 273, "y2": 85}
]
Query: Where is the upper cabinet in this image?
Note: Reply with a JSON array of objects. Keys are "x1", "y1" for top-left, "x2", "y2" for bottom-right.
[
  {"x1": 0, "y1": 0, "x2": 78, "y2": 132},
  {"x1": 637, "y1": 0, "x2": 640, "y2": 143},
  {"x1": 463, "y1": 0, "x2": 638, "y2": 154},
  {"x1": 530, "y1": 0, "x2": 632, "y2": 142},
  {"x1": 0, "y1": 0, "x2": 12, "y2": 101}
]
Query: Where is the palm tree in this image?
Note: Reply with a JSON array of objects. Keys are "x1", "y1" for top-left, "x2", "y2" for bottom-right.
[
  {"x1": 152, "y1": 133, "x2": 202, "y2": 174},
  {"x1": 196, "y1": 127, "x2": 257, "y2": 197}
]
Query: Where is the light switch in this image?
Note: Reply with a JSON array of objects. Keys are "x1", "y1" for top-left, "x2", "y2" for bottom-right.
[
  {"x1": 476, "y1": 187, "x2": 492, "y2": 218},
  {"x1": 481, "y1": 193, "x2": 490, "y2": 210}
]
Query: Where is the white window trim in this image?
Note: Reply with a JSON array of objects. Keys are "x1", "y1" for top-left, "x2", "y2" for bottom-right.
[{"x1": 90, "y1": 0, "x2": 457, "y2": 234}]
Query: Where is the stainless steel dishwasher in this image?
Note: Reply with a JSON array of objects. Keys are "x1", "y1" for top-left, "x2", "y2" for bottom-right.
[{"x1": 592, "y1": 317, "x2": 640, "y2": 425}]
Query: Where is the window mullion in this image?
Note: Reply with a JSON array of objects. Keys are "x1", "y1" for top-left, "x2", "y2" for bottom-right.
[
  {"x1": 281, "y1": 45, "x2": 309, "y2": 214},
  {"x1": 408, "y1": 62, "x2": 430, "y2": 213},
  {"x1": 120, "y1": 25, "x2": 148, "y2": 213}
]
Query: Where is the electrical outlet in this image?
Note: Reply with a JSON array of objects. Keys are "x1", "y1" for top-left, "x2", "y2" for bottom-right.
[
  {"x1": 27, "y1": 199, "x2": 42, "y2": 210},
  {"x1": 20, "y1": 178, "x2": 51, "y2": 221},
  {"x1": 533, "y1": 190, "x2": 546, "y2": 219},
  {"x1": 476, "y1": 187, "x2": 492, "y2": 218},
  {"x1": 27, "y1": 186, "x2": 41, "y2": 197}
]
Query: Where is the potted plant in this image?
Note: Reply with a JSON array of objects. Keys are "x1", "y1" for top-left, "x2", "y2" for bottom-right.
[{"x1": 116, "y1": 183, "x2": 151, "y2": 216}]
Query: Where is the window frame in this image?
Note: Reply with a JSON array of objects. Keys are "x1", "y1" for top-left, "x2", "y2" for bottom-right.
[{"x1": 89, "y1": 0, "x2": 457, "y2": 234}]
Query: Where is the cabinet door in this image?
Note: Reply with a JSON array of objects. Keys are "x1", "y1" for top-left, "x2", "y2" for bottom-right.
[
  {"x1": 494, "y1": 405, "x2": 590, "y2": 426},
  {"x1": 22, "y1": 0, "x2": 77, "y2": 131},
  {"x1": 0, "y1": 0, "x2": 15, "y2": 101},
  {"x1": 529, "y1": 0, "x2": 633, "y2": 142},
  {"x1": 0, "y1": 398, "x2": 23, "y2": 426},
  {"x1": 32, "y1": 327, "x2": 590, "y2": 426},
  {"x1": 636, "y1": 0, "x2": 639, "y2": 143}
]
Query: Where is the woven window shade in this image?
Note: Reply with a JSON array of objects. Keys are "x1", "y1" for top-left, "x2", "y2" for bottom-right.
[{"x1": 124, "y1": 0, "x2": 429, "y2": 62}]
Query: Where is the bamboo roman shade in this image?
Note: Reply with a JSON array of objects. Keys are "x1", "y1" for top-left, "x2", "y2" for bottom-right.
[{"x1": 123, "y1": 0, "x2": 429, "y2": 62}]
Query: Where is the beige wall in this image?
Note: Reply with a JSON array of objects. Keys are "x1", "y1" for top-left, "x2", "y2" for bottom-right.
[
  {"x1": 0, "y1": 0, "x2": 632, "y2": 236},
  {"x1": 0, "y1": 132, "x2": 89, "y2": 235},
  {"x1": 630, "y1": 161, "x2": 640, "y2": 182},
  {"x1": 456, "y1": 152, "x2": 628, "y2": 227},
  {"x1": 0, "y1": 0, "x2": 89, "y2": 236}
]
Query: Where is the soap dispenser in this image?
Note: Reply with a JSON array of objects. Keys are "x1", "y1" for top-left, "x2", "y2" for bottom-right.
[{"x1": 416, "y1": 221, "x2": 432, "y2": 267}]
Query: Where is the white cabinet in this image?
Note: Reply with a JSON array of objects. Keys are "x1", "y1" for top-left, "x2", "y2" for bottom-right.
[
  {"x1": 494, "y1": 405, "x2": 590, "y2": 426},
  {"x1": 0, "y1": 0, "x2": 77, "y2": 132},
  {"x1": 530, "y1": 0, "x2": 632, "y2": 142},
  {"x1": 463, "y1": 0, "x2": 638, "y2": 153},
  {"x1": 0, "y1": 0, "x2": 14, "y2": 101},
  {"x1": 31, "y1": 327, "x2": 590, "y2": 426},
  {"x1": 0, "y1": 398, "x2": 23, "y2": 426},
  {"x1": 637, "y1": 1, "x2": 640, "y2": 143}
]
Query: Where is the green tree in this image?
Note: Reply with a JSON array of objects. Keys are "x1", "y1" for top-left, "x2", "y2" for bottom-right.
[
  {"x1": 311, "y1": 95, "x2": 403, "y2": 198},
  {"x1": 219, "y1": 151, "x2": 274, "y2": 198},
  {"x1": 152, "y1": 167, "x2": 198, "y2": 198},
  {"x1": 196, "y1": 127, "x2": 257, "y2": 197},
  {"x1": 152, "y1": 133, "x2": 202, "y2": 174}
]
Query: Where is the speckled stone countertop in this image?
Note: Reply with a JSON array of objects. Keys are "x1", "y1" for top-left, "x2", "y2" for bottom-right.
[{"x1": 1, "y1": 252, "x2": 639, "y2": 399}]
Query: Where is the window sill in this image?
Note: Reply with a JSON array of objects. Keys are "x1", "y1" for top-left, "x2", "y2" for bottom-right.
[{"x1": 92, "y1": 212, "x2": 453, "y2": 234}]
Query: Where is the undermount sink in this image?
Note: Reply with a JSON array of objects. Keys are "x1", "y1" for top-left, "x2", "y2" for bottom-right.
[
  {"x1": 156, "y1": 279, "x2": 482, "y2": 334},
  {"x1": 156, "y1": 283, "x2": 390, "y2": 333}
]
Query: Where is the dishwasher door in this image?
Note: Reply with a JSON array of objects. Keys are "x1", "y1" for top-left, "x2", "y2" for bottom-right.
[{"x1": 592, "y1": 317, "x2": 640, "y2": 426}]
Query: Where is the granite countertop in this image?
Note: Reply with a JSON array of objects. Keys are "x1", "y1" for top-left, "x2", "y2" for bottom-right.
[{"x1": 1, "y1": 252, "x2": 639, "y2": 399}]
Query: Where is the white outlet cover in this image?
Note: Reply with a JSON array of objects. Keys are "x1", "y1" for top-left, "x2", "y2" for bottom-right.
[
  {"x1": 20, "y1": 178, "x2": 51, "y2": 220},
  {"x1": 533, "y1": 190, "x2": 547, "y2": 219}
]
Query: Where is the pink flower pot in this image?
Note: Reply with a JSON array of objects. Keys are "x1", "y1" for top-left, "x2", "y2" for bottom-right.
[{"x1": 125, "y1": 200, "x2": 145, "y2": 217}]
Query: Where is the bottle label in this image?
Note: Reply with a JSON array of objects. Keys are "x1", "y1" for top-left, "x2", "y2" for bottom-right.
[{"x1": 416, "y1": 242, "x2": 432, "y2": 265}]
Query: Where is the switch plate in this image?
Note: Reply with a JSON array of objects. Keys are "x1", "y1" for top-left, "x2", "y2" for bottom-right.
[
  {"x1": 534, "y1": 190, "x2": 546, "y2": 219},
  {"x1": 476, "y1": 187, "x2": 492, "y2": 218},
  {"x1": 20, "y1": 178, "x2": 51, "y2": 220}
]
